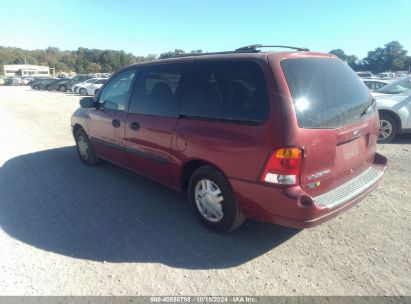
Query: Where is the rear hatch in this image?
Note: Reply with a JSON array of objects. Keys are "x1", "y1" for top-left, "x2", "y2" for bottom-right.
[{"x1": 280, "y1": 57, "x2": 379, "y2": 197}]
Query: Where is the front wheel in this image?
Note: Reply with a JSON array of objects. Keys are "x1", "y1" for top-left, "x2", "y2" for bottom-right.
[
  {"x1": 59, "y1": 85, "x2": 67, "y2": 92},
  {"x1": 378, "y1": 113, "x2": 398, "y2": 143},
  {"x1": 75, "y1": 129, "x2": 100, "y2": 165},
  {"x1": 79, "y1": 88, "x2": 88, "y2": 96},
  {"x1": 188, "y1": 166, "x2": 245, "y2": 233}
]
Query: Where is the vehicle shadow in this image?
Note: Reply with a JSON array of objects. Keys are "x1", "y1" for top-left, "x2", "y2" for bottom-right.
[
  {"x1": 0, "y1": 147, "x2": 299, "y2": 269},
  {"x1": 386, "y1": 133, "x2": 411, "y2": 144}
]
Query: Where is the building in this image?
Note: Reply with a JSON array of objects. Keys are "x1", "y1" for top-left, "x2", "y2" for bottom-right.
[{"x1": 0, "y1": 64, "x2": 50, "y2": 77}]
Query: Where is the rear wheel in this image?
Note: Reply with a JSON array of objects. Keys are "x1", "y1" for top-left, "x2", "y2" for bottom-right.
[
  {"x1": 59, "y1": 85, "x2": 67, "y2": 92},
  {"x1": 75, "y1": 128, "x2": 100, "y2": 165},
  {"x1": 378, "y1": 113, "x2": 398, "y2": 143},
  {"x1": 188, "y1": 166, "x2": 245, "y2": 233},
  {"x1": 33, "y1": 85, "x2": 39, "y2": 90},
  {"x1": 79, "y1": 88, "x2": 88, "y2": 96}
]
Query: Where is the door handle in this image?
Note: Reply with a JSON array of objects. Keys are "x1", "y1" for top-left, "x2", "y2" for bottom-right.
[
  {"x1": 130, "y1": 121, "x2": 140, "y2": 131},
  {"x1": 112, "y1": 119, "x2": 121, "y2": 128}
]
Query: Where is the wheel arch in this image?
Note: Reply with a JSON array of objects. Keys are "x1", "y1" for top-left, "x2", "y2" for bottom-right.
[
  {"x1": 72, "y1": 123, "x2": 86, "y2": 138},
  {"x1": 179, "y1": 159, "x2": 227, "y2": 193}
]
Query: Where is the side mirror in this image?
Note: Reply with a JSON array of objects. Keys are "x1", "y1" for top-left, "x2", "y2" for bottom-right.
[
  {"x1": 80, "y1": 97, "x2": 95, "y2": 108},
  {"x1": 102, "y1": 100, "x2": 118, "y2": 111}
]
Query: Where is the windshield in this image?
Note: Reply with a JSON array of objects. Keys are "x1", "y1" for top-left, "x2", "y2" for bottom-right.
[
  {"x1": 376, "y1": 77, "x2": 411, "y2": 94},
  {"x1": 281, "y1": 58, "x2": 372, "y2": 129}
]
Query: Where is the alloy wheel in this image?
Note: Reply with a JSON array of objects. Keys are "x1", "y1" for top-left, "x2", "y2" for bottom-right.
[{"x1": 379, "y1": 119, "x2": 393, "y2": 141}]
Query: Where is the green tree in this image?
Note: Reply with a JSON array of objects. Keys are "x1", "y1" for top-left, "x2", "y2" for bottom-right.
[
  {"x1": 159, "y1": 49, "x2": 186, "y2": 59},
  {"x1": 363, "y1": 41, "x2": 408, "y2": 73},
  {"x1": 329, "y1": 49, "x2": 358, "y2": 68},
  {"x1": 405, "y1": 56, "x2": 411, "y2": 73}
]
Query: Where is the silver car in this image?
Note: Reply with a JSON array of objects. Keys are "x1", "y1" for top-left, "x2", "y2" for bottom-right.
[
  {"x1": 362, "y1": 79, "x2": 390, "y2": 91},
  {"x1": 373, "y1": 76, "x2": 411, "y2": 143}
]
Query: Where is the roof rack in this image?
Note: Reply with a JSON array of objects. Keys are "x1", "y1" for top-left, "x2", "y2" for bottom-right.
[
  {"x1": 160, "y1": 44, "x2": 310, "y2": 59},
  {"x1": 161, "y1": 50, "x2": 237, "y2": 59},
  {"x1": 235, "y1": 44, "x2": 310, "y2": 52}
]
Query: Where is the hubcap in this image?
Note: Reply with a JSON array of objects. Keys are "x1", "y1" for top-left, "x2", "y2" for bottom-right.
[
  {"x1": 77, "y1": 135, "x2": 89, "y2": 160},
  {"x1": 80, "y1": 89, "x2": 87, "y2": 95},
  {"x1": 379, "y1": 119, "x2": 392, "y2": 141},
  {"x1": 195, "y1": 179, "x2": 224, "y2": 222}
]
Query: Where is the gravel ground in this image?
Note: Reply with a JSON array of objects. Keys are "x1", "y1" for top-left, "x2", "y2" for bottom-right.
[{"x1": 0, "y1": 86, "x2": 410, "y2": 296}]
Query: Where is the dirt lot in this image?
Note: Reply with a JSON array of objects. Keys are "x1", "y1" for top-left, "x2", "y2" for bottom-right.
[{"x1": 0, "y1": 86, "x2": 410, "y2": 296}]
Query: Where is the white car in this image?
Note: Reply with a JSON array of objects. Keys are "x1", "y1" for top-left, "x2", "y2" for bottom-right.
[
  {"x1": 356, "y1": 71, "x2": 375, "y2": 78},
  {"x1": 374, "y1": 77, "x2": 411, "y2": 142},
  {"x1": 362, "y1": 79, "x2": 391, "y2": 92},
  {"x1": 378, "y1": 72, "x2": 396, "y2": 79},
  {"x1": 372, "y1": 76, "x2": 411, "y2": 97},
  {"x1": 81, "y1": 79, "x2": 108, "y2": 96},
  {"x1": 72, "y1": 78, "x2": 105, "y2": 94}
]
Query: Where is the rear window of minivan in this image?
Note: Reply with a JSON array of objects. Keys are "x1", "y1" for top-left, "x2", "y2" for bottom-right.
[{"x1": 281, "y1": 58, "x2": 372, "y2": 129}]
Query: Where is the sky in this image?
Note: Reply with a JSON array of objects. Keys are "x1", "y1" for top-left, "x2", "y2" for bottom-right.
[{"x1": 0, "y1": 0, "x2": 410, "y2": 59}]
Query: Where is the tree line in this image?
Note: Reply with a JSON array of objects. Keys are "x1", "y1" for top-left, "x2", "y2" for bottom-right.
[
  {"x1": 0, "y1": 41, "x2": 409, "y2": 74},
  {"x1": 0, "y1": 46, "x2": 155, "y2": 74},
  {"x1": 330, "y1": 41, "x2": 410, "y2": 73}
]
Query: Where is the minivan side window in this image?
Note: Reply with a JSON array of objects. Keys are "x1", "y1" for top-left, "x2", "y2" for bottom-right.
[
  {"x1": 99, "y1": 69, "x2": 136, "y2": 111},
  {"x1": 128, "y1": 64, "x2": 188, "y2": 117},
  {"x1": 180, "y1": 61, "x2": 269, "y2": 123}
]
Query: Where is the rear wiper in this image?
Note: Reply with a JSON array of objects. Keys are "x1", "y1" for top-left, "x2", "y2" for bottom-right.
[{"x1": 360, "y1": 98, "x2": 376, "y2": 117}]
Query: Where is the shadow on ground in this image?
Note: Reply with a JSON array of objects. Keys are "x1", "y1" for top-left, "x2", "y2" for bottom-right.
[
  {"x1": 387, "y1": 133, "x2": 411, "y2": 144},
  {"x1": 0, "y1": 147, "x2": 299, "y2": 269}
]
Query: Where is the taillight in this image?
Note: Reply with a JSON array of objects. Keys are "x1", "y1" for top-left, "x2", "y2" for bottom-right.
[{"x1": 260, "y1": 146, "x2": 302, "y2": 186}]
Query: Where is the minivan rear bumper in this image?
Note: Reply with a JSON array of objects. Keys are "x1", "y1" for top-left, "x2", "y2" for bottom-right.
[{"x1": 231, "y1": 152, "x2": 388, "y2": 229}]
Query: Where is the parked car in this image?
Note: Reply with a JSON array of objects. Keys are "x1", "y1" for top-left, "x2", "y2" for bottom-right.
[
  {"x1": 21, "y1": 77, "x2": 35, "y2": 85},
  {"x1": 81, "y1": 78, "x2": 108, "y2": 96},
  {"x1": 377, "y1": 72, "x2": 396, "y2": 79},
  {"x1": 372, "y1": 76, "x2": 411, "y2": 97},
  {"x1": 71, "y1": 45, "x2": 387, "y2": 233},
  {"x1": 46, "y1": 78, "x2": 73, "y2": 91},
  {"x1": 362, "y1": 79, "x2": 391, "y2": 91},
  {"x1": 30, "y1": 78, "x2": 56, "y2": 90},
  {"x1": 58, "y1": 75, "x2": 94, "y2": 92},
  {"x1": 72, "y1": 78, "x2": 107, "y2": 94},
  {"x1": 375, "y1": 89, "x2": 411, "y2": 143},
  {"x1": 356, "y1": 71, "x2": 375, "y2": 79},
  {"x1": 4, "y1": 77, "x2": 22, "y2": 86}
]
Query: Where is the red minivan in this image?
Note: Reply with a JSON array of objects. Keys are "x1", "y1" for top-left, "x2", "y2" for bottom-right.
[{"x1": 71, "y1": 45, "x2": 387, "y2": 233}]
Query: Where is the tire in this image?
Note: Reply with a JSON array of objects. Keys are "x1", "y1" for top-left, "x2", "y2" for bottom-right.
[
  {"x1": 79, "y1": 88, "x2": 88, "y2": 96},
  {"x1": 45, "y1": 85, "x2": 50, "y2": 91},
  {"x1": 59, "y1": 85, "x2": 67, "y2": 92},
  {"x1": 75, "y1": 128, "x2": 100, "y2": 165},
  {"x1": 33, "y1": 85, "x2": 39, "y2": 90},
  {"x1": 188, "y1": 166, "x2": 245, "y2": 233},
  {"x1": 378, "y1": 113, "x2": 398, "y2": 143}
]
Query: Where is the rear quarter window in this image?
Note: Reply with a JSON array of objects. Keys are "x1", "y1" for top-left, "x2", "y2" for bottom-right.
[{"x1": 180, "y1": 61, "x2": 269, "y2": 124}]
